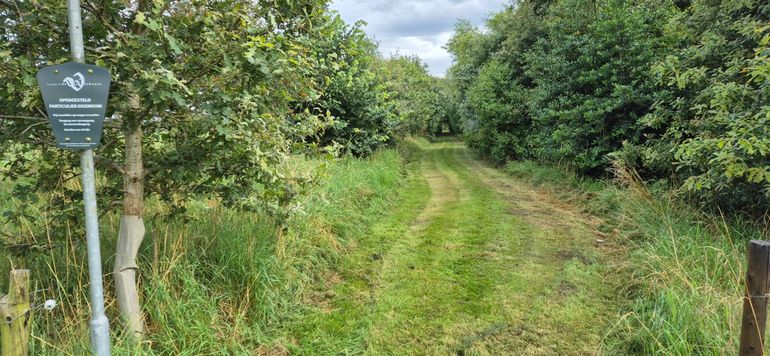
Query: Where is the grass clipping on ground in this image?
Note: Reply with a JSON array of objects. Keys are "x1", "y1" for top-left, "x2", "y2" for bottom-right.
[
  {"x1": 286, "y1": 140, "x2": 624, "y2": 355},
  {"x1": 1, "y1": 138, "x2": 759, "y2": 354},
  {"x1": 504, "y1": 159, "x2": 757, "y2": 354}
]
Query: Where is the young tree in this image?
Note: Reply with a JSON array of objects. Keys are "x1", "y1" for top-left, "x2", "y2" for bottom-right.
[
  {"x1": 381, "y1": 55, "x2": 444, "y2": 136},
  {"x1": 1, "y1": 0, "x2": 331, "y2": 337}
]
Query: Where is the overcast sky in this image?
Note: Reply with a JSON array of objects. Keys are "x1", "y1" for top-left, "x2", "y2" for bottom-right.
[{"x1": 329, "y1": 0, "x2": 510, "y2": 76}]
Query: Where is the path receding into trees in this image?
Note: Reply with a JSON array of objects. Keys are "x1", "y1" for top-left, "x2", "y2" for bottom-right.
[{"x1": 292, "y1": 141, "x2": 624, "y2": 355}]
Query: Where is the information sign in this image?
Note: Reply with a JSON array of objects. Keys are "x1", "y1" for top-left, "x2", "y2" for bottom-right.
[{"x1": 37, "y1": 62, "x2": 111, "y2": 150}]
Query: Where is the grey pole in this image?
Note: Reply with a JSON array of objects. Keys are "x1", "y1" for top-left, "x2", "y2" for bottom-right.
[
  {"x1": 67, "y1": 0, "x2": 112, "y2": 354},
  {"x1": 80, "y1": 150, "x2": 111, "y2": 356}
]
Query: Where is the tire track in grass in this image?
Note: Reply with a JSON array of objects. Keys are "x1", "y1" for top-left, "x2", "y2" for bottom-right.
[
  {"x1": 407, "y1": 142, "x2": 462, "y2": 232},
  {"x1": 365, "y1": 142, "x2": 527, "y2": 354},
  {"x1": 363, "y1": 142, "x2": 623, "y2": 355},
  {"x1": 438, "y1": 142, "x2": 624, "y2": 355},
  {"x1": 290, "y1": 141, "x2": 624, "y2": 355}
]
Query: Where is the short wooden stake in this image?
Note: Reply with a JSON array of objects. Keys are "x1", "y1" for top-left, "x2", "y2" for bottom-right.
[
  {"x1": 0, "y1": 269, "x2": 31, "y2": 356},
  {"x1": 740, "y1": 240, "x2": 770, "y2": 356}
]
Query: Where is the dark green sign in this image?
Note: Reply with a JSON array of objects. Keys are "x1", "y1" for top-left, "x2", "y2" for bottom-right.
[{"x1": 37, "y1": 62, "x2": 111, "y2": 150}]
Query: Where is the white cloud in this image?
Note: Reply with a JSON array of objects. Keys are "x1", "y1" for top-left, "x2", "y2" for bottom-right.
[{"x1": 329, "y1": 0, "x2": 509, "y2": 76}]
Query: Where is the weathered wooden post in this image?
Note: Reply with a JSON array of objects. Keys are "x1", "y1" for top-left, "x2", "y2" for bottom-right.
[
  {"x1": 0, "y1": 269, "x2": 31, "y2": 356},
  {"x1": 740, "y1": 240, "x2": 770, "y2": 356}
]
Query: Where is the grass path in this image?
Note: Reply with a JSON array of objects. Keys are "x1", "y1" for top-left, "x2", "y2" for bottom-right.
[{"x1": 291, "y1": 141, "x2": 624, "y2": 355}]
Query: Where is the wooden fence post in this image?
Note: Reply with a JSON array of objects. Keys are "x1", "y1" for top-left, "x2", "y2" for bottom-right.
[
  {"x1": 0, "y1": 269, "x2": 31, "y2": 356},
  {"x1": 740, "y1": 240, "x2": 770, "y2": 356}
]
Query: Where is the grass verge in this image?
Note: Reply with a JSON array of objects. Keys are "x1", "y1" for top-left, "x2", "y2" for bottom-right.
[
  {"x1": 503, "y1": 160, "x2": 764, "y2": 354},
  {"x1": 1, "y1": 140, "x2": 423, "y2": 354}
]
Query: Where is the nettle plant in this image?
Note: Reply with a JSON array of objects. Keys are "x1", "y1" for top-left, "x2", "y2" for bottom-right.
[{"x1": 1, "y1": 0, "x2": 332, "y2": 338}]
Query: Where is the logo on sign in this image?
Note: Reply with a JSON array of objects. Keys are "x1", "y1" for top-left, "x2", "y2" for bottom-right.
[{"x1": 63, "y1": 72, "x2": 85, "y2": 92}]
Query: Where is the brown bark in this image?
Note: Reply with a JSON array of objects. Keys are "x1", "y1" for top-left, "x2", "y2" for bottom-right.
[{"x1": 114, "y1": 124, "x2": 146, "y2": 338}]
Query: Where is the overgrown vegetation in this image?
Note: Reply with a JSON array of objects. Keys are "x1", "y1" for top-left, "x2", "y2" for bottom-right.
[
  {"x1": 10, "y1": 142, "x2": 415, "y2": 354},
  {"x1": 502, "y1": 159, "x2": 761, "y2": 353},
  {"x1": 0, "y1": 0, "x2": 442, "y2": 337},
  {"x1": 2, "y1": 0, "x2": 770, "y2": 353},
  {"x1": 446, "y1": 0, "x2": 770, "y2": 214},
  {"x1": 309, "y1": 16, "x2": 397, "y2": 156},
  {"x1": 444, "y1": 0, "x2": 770, "y2": 352},
  {"x1": 381, "y1": 56, "x2": 460, "y2": 136}
]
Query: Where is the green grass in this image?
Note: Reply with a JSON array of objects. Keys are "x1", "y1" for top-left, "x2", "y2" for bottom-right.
[
  {"x1": 2, "y1": 140, "x2": 759, "y2": 354},
  {"x1": 283, "y1": 150, "x2": 431, "y2": 354},
  {"x1": 1, "y1": 142, "x2": 419, "y2": 354},
  {"x1": 285, "y1": 140, "x2": 622, "y2": 354},
  {"x1": 503, "y1": 159, "x2": 760, "y2": 355}
]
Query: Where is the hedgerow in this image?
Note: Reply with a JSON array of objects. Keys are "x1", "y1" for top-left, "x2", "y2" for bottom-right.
[{"x1": 447, "y1": 0, "x2": 770, "y2": 214}]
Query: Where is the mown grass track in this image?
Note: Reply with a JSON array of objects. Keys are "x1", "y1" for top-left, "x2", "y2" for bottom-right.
[{"x1": 290, "y1": 141, "x2": 625, "y2": 355}]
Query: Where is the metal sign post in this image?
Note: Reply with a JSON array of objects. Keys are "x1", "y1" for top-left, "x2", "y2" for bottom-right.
[
  {"x1": 81, "y1": 149, "x2": 111, "y2": 356},
  {"x1": 35, "y1": 0, "x2": 112, "y2": 354},
  {"x1": 67, "y1": 0, "x2": 111, "y2": 353}
]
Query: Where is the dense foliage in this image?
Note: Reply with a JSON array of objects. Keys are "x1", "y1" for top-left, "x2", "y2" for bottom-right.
[
  {"x1": 447, "y1": 0, "x2": 770, "y2": 213},
  {"x1": 308, "y1": 16, "x2": 397, "y2": 157},
  {"x1": 0, "y1": 1, "x2": 437, "y2": 241},
  {"x1": 635, "y1": 0, "x2": 770, "y2": 210},
  {"x1": 1, "y1": 0, "x2": 336, "y2": 233},
  {"x1": 0, "y1": 0, "x2": 437, "y2": 339},
  {"x1": 381, "y1": 56, "x2": 459, "y2": 136}
]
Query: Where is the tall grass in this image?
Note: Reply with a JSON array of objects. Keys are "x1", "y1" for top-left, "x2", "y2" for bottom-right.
[
  {"x1": 0, "y1": 141, "x2": 421, "y2": 354},
  {"x1": 504, "y1": 160, "x2": 764, "y2": 354}
]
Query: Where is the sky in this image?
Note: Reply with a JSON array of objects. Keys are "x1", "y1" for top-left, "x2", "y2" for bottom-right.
[{"x1": 329, "y1": 0, "x2": 510, "y2": 77}]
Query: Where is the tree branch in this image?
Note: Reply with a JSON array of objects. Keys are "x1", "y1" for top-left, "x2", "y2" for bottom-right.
[
  {"x1": 82, "y1": 0, "x2": 121, "y2": 34},
  {"x1": 0, "y1": 115, "x2": 47, "y2": 122},
  {"x1": 94, "y1": 156, "x2": 126, "y2": 175},
  {"x1": 20, "y1": 121, "x2": 47, "y2": 135}
]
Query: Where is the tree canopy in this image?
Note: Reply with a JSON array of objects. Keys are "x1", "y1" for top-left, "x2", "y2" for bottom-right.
[
  {"x1": 0, "y1": 0, "x2": 440, "y2": 337},
  {"x1": 446, "y1": 0, "x2": 770, "y2": 214}
]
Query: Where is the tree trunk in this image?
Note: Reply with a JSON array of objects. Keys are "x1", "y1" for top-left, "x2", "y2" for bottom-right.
[{"x1": 115, "y1": 124, "x2": 146, "y2": 338}]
